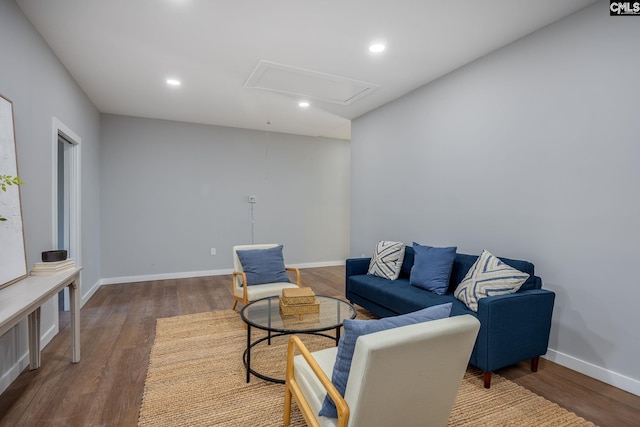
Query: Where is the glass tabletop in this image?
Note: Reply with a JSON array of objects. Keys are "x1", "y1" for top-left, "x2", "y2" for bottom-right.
[{"x1": 240, "y1": 295, "x2": 356, "y2": 333}]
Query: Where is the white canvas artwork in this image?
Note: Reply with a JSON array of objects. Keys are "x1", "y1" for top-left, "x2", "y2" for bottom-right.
[{"x1": 0, "y1": 94, "x2": 27, "y2": 289}]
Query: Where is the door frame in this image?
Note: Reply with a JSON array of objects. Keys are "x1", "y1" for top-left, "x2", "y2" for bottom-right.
[{"x1": 51, "y1": 117, "x2": 81, "y2": 281}]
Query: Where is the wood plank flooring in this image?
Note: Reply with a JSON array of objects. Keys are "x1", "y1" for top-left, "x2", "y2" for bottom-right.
[{"x1": 0, "y1": 266, "x2": 638, "y2": 426}]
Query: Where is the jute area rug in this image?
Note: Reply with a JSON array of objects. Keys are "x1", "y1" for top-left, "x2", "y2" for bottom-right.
[{"x1": 138, "y1": 310, "x2": 596, "y2": 427}]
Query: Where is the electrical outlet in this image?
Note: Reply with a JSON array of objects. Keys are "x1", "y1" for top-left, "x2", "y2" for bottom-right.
[
  {"x1": 210, "y1": 248, "x2": 216, "y2": 256},
  {"x1": 248, "y1": 195, "x2": 257, "y2": 203}
]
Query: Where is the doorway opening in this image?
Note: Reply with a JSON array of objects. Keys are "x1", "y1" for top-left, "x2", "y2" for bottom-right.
[{"x1": 53, "y1": 119, "x2": 81, "y2": 314}]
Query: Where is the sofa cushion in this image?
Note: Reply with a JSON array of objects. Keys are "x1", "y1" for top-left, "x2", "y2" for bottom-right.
[
  {"x1": 454, "y1": 249, "x2": 530, "y2": 311},
  {"x1": 348, "y1": 274, "x2": 474, "y2": 317},
  {"x1": 409, "y1": 243, "x2": 457, "y2": 295},
  {"x1": 318, "y1": 303, "x2": 453, "y2": 418},
  {"x1": 367, "y1": 241, "x2": 405, "y2": 280},
  {"x1": 235, "y1": 245, "x2": 290, "y2": 286}
]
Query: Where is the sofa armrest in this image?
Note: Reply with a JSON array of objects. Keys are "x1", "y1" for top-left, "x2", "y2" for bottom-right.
[
  {"x1": 345, "y1": 258, "x2": 370, "y2": 295},
  {"x1": 346, "y1": 257, "x2": 370, "y2": 277},
  {"x1": 474, "y1": 289, "x2": 555, "y2": 372}
]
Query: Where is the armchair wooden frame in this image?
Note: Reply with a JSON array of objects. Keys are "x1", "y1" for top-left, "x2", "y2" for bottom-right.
[
  {"x1": 231, "y1": 267, "x2": 301, "y2": 310},
  {"x1": 231, "y1": 243, "x2": 301, "y2": 311},
  {"x1": 284, "y1": 335, "x2": 349, "y2": 427}
]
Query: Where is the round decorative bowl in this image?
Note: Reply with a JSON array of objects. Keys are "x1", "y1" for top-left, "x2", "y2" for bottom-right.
[{"x1": 42, "y1": 250, "x2": 67, "y2": 262}]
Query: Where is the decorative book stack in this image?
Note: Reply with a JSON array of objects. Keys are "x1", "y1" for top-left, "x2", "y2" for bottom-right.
[
  {"x1": 31, "y1": 258, "x2": 76, "y2": 276},
  {"x1": 279, "y1": 287, "x2": 320, "y2": 316}
]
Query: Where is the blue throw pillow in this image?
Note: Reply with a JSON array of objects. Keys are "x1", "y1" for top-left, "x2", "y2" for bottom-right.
[
  {"x1": 409, "y1": 242, "x2": 457, "y2": 295},
  {"x1": 318, "y1": 303, "x2": 453, "y2": 418},
  {"x1": 236, "y1": 245, "x2": 291, "y2": 286}
]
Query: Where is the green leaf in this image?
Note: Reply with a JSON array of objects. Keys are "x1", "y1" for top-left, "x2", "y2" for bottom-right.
[{"x1": 0, "y1": 174, "x2": 23, "y2": 221}]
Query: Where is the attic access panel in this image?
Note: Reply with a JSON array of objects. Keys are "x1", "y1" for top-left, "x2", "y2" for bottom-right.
[{"x1": 244, "y1": 60, "x2": 379, "y2": 105}]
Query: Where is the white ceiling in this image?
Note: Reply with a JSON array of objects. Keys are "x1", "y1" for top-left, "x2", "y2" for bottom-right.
[{"x1": 17, "y1": 0, "x2": 598, "y2": 140}]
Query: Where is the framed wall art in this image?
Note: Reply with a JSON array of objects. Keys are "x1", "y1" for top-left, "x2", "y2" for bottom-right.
[{"x1": 0, "y1": 93, "x2": 27, "y2": 289}]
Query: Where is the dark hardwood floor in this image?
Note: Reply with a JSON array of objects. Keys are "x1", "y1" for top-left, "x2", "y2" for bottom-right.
[{"x1": 0, "y1": 266, "x2": 638, "y2": 426}]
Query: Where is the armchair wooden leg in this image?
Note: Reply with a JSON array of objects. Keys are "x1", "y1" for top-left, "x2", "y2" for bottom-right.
[
  {"x1": 483, "y1": 371, "x2": 492, "y2": 388},
  {"x1": 531, "y1": 357, "x2": 540, "y2": 372},
  {"x1": 283, "y1": 383, "x2": 292, "y2": 426},
  {"x1": 232, "y1": 299, "x2": 238, "y2": 311}
]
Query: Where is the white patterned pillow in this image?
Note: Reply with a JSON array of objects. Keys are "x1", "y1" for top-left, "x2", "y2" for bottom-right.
[
  {"x1": 367, "y1": 241, "x2": 405, "y2": 280},
  {"x1": 454, "y1": 249, "x2": 529, "y2": 312}
]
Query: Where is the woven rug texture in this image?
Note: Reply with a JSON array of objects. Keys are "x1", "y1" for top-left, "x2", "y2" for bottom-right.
[{"x1": 138, "y1": 309, "x2": 596, "y2": 427}]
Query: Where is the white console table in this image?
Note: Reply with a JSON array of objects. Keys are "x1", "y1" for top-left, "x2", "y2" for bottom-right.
[{"x1": 0, "y1": 267, "x2": 82, "y2": 369}]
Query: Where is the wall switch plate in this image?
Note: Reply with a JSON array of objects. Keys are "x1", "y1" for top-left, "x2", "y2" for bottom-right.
[
  {"x1": 210, "y1": 248, "x2": 216, "y2": 256},
  {"x1": 248, "y1": 195, "x2": 257, "y2": 203}
]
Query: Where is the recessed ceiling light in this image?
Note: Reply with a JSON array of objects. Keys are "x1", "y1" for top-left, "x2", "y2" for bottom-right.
[
  {"x1": 369, "y1": 43, "x2": 386, "y2": 53},
  {"x1": 298, "y1": 101, "x2": 310, "y2": 108},
  {"x1": 166, "y1": 79, "x2": 181, "y2": 86}
]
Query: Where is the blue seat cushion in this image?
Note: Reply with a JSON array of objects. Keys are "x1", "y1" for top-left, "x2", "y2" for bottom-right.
[{"x1": 348, "y1": 275, "x2": 475, "y2": 317}]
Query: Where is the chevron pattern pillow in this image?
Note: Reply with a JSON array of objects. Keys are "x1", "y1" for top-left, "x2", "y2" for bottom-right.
[
  {"x1": 454, "y1": 249, "x2": 529, "y2": 312},
  {"x1": 367, "y1": 241, "x2": 405, "y2": 280}
]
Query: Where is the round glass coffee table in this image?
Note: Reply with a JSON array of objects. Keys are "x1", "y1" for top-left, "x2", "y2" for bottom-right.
[{"x1": 240, "y1": 295, "x2": 356, "y2": 383}]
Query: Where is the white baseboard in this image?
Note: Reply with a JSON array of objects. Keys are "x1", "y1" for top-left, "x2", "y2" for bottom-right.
[
  {"x1": 0, "y1": 351, "x2": 29, "y2": 395},
  {"x1": 0, "y1": 321, "x2": 60, "y2": 395},
  {"x1": 81, "y1": 279, "x2": 102, "y2": 306},
  {"x1": 40, "y1": 321, "x2": 58, "y2": 349},
  {"x1": 545, "y1": 348, "x2": 640, "y2": 397},
  {"x1": 290, "y1": 260, "x2": 345, "y2": 269},
  {"x1": 100, "y1": 268, "x2": 234, "y2": 285},
  {"x1": 100, "y1": 261, "x2": 345, "y2": 286}
]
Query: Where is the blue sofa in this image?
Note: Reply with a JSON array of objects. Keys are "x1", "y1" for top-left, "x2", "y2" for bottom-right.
[{"x1": 345, "y1": 246, "x2": 555, "y2": 388}]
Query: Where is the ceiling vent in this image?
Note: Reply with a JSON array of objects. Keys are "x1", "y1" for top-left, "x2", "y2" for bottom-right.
[{"x1": 244, "y1": 60, "x2": 379, "y2": 105}]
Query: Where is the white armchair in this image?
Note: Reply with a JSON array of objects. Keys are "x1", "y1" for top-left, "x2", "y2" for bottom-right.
[
  {"x1": 231, "y1": 244, "x2": 301, "y2": 310},
  {"x1": 284, "y1": 314, "x2": 480, "y2": 427}
]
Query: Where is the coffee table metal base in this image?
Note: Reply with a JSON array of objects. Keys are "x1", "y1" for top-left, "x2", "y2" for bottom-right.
[
  {"x1": 240, "y1": 295, "x2": 356, "y2": 384},
  {"x1": 244, "y1": 326, "x2": 340, "y2": 384}
]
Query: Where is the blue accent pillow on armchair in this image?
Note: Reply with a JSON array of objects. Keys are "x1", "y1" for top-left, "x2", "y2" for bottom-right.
[
  {"x1": 409, "y1": 242, "x2": 457, "y2": 295},
  {"x1": 236, "y1": 245, "x2": 291, "y2": 286},
  {"x1": 318, "y1": 303, "x2": 453, "y2": 418}
]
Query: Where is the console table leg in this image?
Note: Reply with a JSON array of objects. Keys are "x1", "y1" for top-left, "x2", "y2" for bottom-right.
[
  {"x1": 28, "y1": 307, "x2": 41, "y2": 370},
  {"x1": 69, "y1": 280, "x2": 81, "y2": 363}
]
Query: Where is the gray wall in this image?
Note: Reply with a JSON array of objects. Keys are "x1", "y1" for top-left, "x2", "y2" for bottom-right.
[
  {"x1": 0, "y1": 0, "x2": 101, "y2": 392},
  {"x1": 100, "y1": 115, "x2": 350, "y2": 281},
  {"x1": 352, "y1": 1, "x2": 639, "y2": 394}
]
